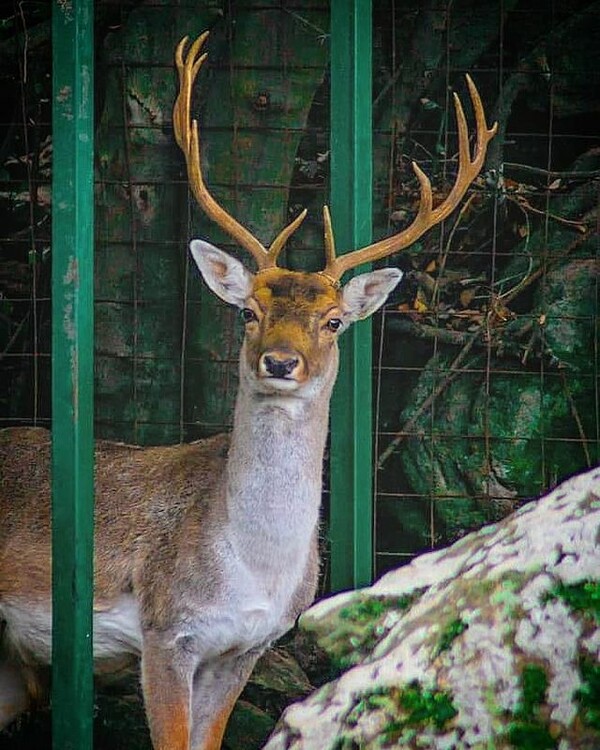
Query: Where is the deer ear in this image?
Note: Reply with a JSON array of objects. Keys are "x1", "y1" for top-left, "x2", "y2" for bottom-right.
[
  {"x1": 341, "y1": 268, "x2": 403, "y2": 322},
  {"x1": 190, "y1": 240, "x2": 254, "y2": 308}
]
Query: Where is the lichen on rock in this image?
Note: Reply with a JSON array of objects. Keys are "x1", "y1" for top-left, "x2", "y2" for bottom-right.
[{"x1": 263, "y1": 467, "x2": 600, "y2": 750}]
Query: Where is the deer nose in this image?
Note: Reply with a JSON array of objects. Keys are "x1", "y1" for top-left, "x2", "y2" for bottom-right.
[{"x1": 259, "y1": 351, "x2": 301, "y2": 379}]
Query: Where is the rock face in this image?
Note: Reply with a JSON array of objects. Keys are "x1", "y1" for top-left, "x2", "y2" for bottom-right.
[{"x1": 263, "y1": 468, "x2": 600, "y2": 750}]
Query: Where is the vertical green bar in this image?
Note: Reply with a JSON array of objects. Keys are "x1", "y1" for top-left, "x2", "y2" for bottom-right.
[
  {"x1": 52, "y1": 1, "x2": 95, "y2": 749},
  {"x1": 329, "y1": 0, "x2": 373, "y2": 591}
]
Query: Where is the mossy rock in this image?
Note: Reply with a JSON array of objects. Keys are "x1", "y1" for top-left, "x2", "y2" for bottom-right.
[
  {"x1": 391, "y1": 254, "x2": 598, "y2": 549},
  {"x1": 264, "y1": 468, "x2": 600, "y2": 750}
]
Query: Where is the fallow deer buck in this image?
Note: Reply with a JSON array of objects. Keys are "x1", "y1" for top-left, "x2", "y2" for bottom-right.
[{"x1": 0, "y1": 31, "x2": 496, "y2": 750}]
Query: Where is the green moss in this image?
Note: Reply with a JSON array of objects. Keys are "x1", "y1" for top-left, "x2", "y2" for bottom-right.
[
  {"x1": 518, "y1": 664, "x2": 549, "y2": 716},
  {"x1": 332, "y1": 737, "x2": 363, "y2": 750},
  {"x1": 304, "y1": 591, "x2": 425, "y2": 676},
  {"x1": 575, "y1": 656, "x2": 600, "y2": 731},
  {"x1": 344, "y1": 682, "x2": 458, "y2": 745},
  {"x1": 345, "y1": 688, "x2": 395, "y2": 726},
  {"x1": 434, "y1": 617, "x2": 468, "y2": 657},
  {"x1": 507, "y1": 664, "x2": 557, "y2": 750},
  {"x1": 507, "y1": 722, "x2": 556, "y2": 749},
  {"x1": 339, "y1": 593, "x2": 418, "y2": 623},
  {"x1": 489, "y1": 576, "x2": 525, "y2": 626},
  {"x1": 399, "y1": 684, "x2": 458, "y2": 728},
  {"x1": 333, "y1": 592, "x2": 422, "y2": 670},
  {"x1": 545, "y1": 580, "x2": 600, "y2": 622},
  {"x1": 382, "y1": 683, "x2": 458, "y2": 742}
]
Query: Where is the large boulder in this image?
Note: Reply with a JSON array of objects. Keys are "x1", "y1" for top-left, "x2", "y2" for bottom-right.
[{"x1": 264, "y1": 467, "x2": 600, "y2": 750}]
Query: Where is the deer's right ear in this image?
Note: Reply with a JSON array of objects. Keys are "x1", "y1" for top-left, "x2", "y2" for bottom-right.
[{"x1": 190, "y1": 240, "x2": 254, "y2": 308}]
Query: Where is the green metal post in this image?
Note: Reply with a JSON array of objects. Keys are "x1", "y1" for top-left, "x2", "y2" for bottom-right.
[
  {"x1": 329, "y1": 0, "x2": 374, "y2": 591},
  {"x1": 52, "y1": 1, "x2": 95, "y2": 748}
]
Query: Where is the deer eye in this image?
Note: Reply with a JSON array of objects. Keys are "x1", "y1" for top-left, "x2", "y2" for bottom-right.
[
  {"x1": 326, "y1": 318, "x2": 343, "y2": 332},
  {"x1": 241, "y1": 308, "x2": 258, "y2": 324}
]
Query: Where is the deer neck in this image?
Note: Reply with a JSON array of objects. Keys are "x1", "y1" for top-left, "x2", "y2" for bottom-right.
[{"x1": 223, "y1": 355, "x2": 336, "y2": 558}]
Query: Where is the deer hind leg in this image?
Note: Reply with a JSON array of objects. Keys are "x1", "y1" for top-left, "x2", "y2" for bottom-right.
[
  {"x1": 0, "y1": 660, "x2": 30, "y2": 730},
  {"x1": 189, "y1": 649, "x2": 261, "y2": 750}
]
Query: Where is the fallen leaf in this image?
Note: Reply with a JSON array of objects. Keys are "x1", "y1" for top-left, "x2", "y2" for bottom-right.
[
  {"x1": 413, "y1": 290, "x2": 429, "y2": 313},
  {"x1": 459, "y1": 289, "x2": 475, "y2": 307}
]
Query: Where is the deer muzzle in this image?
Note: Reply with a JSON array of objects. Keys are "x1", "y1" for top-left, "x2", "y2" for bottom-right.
[{"x1": 258, "y1": 349, "x2": 306, "y2": 383}]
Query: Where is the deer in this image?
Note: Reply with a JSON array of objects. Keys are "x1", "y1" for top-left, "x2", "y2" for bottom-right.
[{"x1": 0, "y1": 31, "x2": 496, "y2": 750}]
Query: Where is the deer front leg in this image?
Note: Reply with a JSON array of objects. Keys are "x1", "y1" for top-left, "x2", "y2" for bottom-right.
[
  {"x1": 189, "y1": 649, "x2": 262, "y2": 750},
  {"x1": 141, "y1": 631, "x2": 195, "y2": 750}
]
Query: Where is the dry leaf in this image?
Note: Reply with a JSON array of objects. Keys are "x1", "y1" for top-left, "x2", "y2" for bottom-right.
[
  {"x1": 413, "y1": 290, "x2": 428, "y2": 313},
  {"x1": 459, "y1": 289, "x2": 475, "y2": 307}
]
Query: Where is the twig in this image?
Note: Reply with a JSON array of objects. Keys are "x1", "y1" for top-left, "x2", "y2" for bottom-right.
[
  {"x1": 0, "y1": 312, "x2": 30, "y2": 360},
  {"x1": 387, "y1": 317, "x2": 473, "y2": 346},
  {"x1": 283, "y1": 9, "x2": 327, "y2": 40},
  {"x1": 377, "y1": 328, "x2": 480, "y2": 469},
  {"x1": 560, "y1": 371, "x2": 592, "y2": 467},
  {"x1": 495, "y1": 196, "x2": 532, "y2": 300},
  {"x1": 503, "y1": 161, "x2": 600, "y2": 180},
  {"x1": 431, "y1": 193, "x2": 476, "y2": 309},
  {"x1": 500, "y1": 224, "x2": 592, "y2": 308},
  {"x1": 509, "y1": 194, "x2": 587, "y2": 233}
]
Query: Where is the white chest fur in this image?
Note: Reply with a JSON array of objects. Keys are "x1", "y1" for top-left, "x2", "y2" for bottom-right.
[{"x1": 169, "y1": 545, "x2": 306, "y2": 662}]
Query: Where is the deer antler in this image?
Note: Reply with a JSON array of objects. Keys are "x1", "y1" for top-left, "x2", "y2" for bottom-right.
[
  {"x1": 320, "y1": 75, "x2": 497, "y2": 282},
  {"x1": 175, "y1": 33, "x2": 496, "y2": 282},
  {"x1": 174, "y1": 33, "x2": 307, "y2": 270}
]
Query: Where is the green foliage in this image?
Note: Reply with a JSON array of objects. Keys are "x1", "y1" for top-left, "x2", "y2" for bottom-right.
[
  {"x1": 545, "y1": 580, "x2": 600, "y2": 623},
  {"x1": 575, "y1": 656, "x2": 600, "y2": 731}
]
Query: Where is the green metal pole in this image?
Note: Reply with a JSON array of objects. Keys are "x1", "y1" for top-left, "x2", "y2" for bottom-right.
[
  {"x1": 329, "y1": 0, "x2": 373, "y2": 591},
  {"x1": 52, "y1": 1, "x2": 95, "y2": 748}
]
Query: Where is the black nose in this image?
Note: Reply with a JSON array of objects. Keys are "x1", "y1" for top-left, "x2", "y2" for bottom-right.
[{"x1": 262, "y1": 354, "x2": 299, "y2": 378}]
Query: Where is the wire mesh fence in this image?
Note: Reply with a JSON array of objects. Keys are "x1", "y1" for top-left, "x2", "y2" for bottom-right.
[
  {"x1": 0, "y1": 0, "x2": 598, "y2": 583},
  {"x1": 0, "y1": 2, "x2": 598, "y2": 749},
  {"x1": 371, "y1": 0, "x2": 600, "y2": 576}
]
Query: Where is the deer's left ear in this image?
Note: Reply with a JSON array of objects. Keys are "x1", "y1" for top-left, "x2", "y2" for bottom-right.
[{"x1": 341, "y1": 268, "x2": 403, "y2": 322}]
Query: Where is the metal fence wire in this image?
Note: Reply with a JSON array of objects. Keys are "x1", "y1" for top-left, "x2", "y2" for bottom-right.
[
  {"x1": 371, "y1": 0, "x2": 599, "y2": 576},
  {"x1": 1, "y1": 0, "x2": 599, "y2": 588}
]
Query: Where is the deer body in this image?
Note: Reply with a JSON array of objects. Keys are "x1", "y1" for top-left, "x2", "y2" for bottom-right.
[
  {"x1": 0, "y1": 30, "x2": 495, "y2": 750},
  {"x1": 0, "y1": 260, "x2": 401, "y2": 750}
]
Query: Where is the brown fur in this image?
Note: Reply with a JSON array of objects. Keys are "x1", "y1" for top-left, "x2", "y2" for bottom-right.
[
  {"x1": 0, "y1": 428, "x2": 229, "y2": 608},
  {"x1": 0, "y1": 254, "x2": 402, "y2": 749}
]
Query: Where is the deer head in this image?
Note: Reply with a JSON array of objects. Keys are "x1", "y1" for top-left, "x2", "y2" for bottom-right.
[{"x1": 173, "y1": 33, "x2": 497, "y2": 398}]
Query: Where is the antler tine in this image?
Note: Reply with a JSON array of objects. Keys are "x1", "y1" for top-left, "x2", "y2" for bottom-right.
[
  {"x1": 174, "y1": 34, "x2": 207, "y2": 152},
  {"x1": 174, "y1": 33, "x2": 306, "y2": 270},
  {"x1": 268, "y1": 208, "x2": 308, "y2": 263},
  {"x1": 322, "y1": 76, "x2": 497, "y2": 281},
  {"x1": 323, "y1": 205, "x2": 336, "y2": 268}
]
